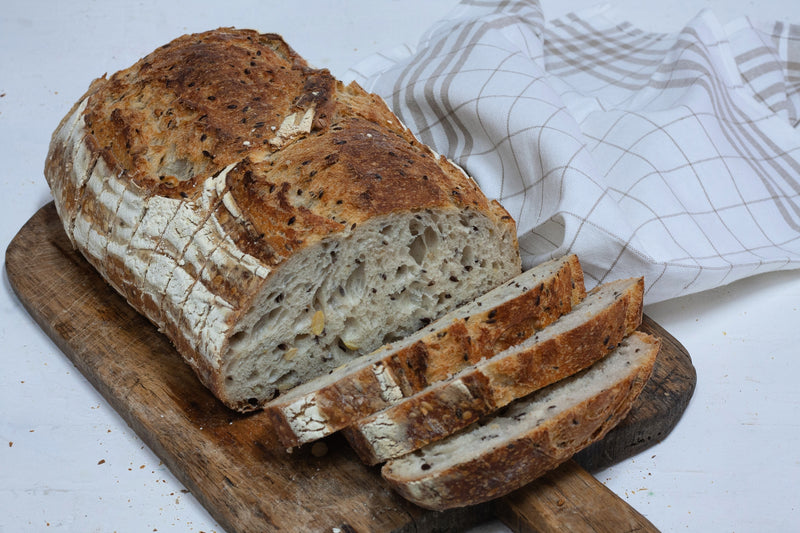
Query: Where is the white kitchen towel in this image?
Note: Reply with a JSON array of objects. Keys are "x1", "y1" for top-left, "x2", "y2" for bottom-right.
[{"x1": 346, "y1": 0, "x2": 800, "y2": 303}]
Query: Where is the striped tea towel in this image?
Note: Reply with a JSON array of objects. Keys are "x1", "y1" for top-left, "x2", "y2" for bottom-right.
[{"x1": 346, "y1": 0, "x2": 800, "y2": 303}]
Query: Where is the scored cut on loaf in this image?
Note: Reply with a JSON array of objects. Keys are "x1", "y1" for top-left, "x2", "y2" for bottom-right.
[
  {"x1": 381, "y1": 330, "x2": 660, "y2": 511},
  {"x1": 343, "y1": 276, "x2": 644, "y2": 465},
  {"x1": 43, "y1": 28, "x2": 521, "y2": 411},
  {"x1": 264, "y1": 254, "x2": 586, "y2": 447}
]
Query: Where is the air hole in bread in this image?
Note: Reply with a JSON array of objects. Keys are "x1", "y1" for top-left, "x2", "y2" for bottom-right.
[
  {"x1": 423, "y1": 225, "x2": 439, "y2": 248},
  {"x1": 382, "y1": 331, "x2": 405, "y2": 345},
  {"x1": 460, "y1": 245, "x2": 475, "y2": 267},
  {"x1": 228, "y1": 330, "x2": 246, "y2": 348},
  {"x1": 157, "y1": 156, "x2": 195, "y2": 182},
  {"x1": 311, "y1": 285, "x2": 326, "y2": 312},
  {"x1": 344, "y1": 262, "x2": 366, "y2": 296},
  {"x1": 339, "y1": 316, "x2": 363, "y2": 349},
  {"x1": 232, "y1": 304, "x2": 287, "y2": 352},
  {"x1": 395, "y1": 264, "x2": 409, "y2": 279},
  {"x1": 409, "y1": 218, "x2": 423, "y2": 236},
  {"x1": 409, "y1": 234, "x2": 426, "y2": 265}
]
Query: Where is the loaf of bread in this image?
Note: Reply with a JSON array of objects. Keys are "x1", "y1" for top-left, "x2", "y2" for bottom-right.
[
  {"x1": 265, "y1": 254, "x2": 586, "y2": 447},
  {"x1": 43, "y1": 27, "x2": 657, "y2": 513},
  {"x1": 344, "y1": 276, "x2": 644, "y2": 465},
  {"x1": 43, "y1": 28, "x2": 521, "y2": 411},
  {"x1": 381, "y1": 331, "x2": 660, "y2": 510}
]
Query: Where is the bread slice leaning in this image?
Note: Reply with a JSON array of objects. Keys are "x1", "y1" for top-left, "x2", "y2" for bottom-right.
[
  {"x1": 264, "y1": 254, "x2": 586, "y2": 447},
  {"x1": 342, "y1": 276, "x2": 644, "y2": 465},
  {"x1": 381, "y1": 330, "x2": 660, "y2": 511}
]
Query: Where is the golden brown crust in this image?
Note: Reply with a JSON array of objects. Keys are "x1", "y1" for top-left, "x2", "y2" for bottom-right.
[
  {"x1": 79, "y1": 27, "x2": 497, "y2": 214},
  {"x1": 82, "y1": 29, "x2": 326, "y2": 193},
  {"x1": 462, "y1": 257, "x2": 585, "y2": 369},
  {"x1": 384, "y1": 321, "x2": 473, "y2": 395}
]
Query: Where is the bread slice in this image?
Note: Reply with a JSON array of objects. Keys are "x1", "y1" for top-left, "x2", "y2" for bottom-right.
[
  {"x1": 264, "y1": 254, "x2": 586, "y2": 447},
  {"x1": 381, "y1": 331, "x2": 660, "y2": 510},
  {"x1": 43, "y1": 29, "x2": 521, "y2": 411},
  {"x1": 343, "y1": 277, "x2": 644, "y2": 465}
]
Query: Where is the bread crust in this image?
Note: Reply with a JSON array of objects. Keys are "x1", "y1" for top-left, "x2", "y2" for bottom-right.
[
  {"x1": 343, "y1": 277, "x2": 644, "y2": 465},
  {"x1": 264, "y1": 255, "x2": 585, "y2": 446},
  {"x1": 381, "y1": 331, "x2": 660, "y2": 510},
  {"x1": 44, "y1": 28, "x2": 520, "y2": 410}
]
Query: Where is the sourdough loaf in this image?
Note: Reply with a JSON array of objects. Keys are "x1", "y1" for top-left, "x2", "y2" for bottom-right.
[
  {"x1": 265, "y1": 254, "x2": 586, "y2": 447},
  {"x1": 381, "y1": 331, "x2": 660, "y2": 510},
  {"x1": 43, "y1": 28, "x2": 521, "y2": 411},
  {"x1": 343, "y1": 276, "x2": 644, "y2": 465}
]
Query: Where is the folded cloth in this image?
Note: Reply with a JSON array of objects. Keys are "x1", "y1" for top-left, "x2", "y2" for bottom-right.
[{"x1": 346, "y1": 0, "x2": 800, "y2": 303}]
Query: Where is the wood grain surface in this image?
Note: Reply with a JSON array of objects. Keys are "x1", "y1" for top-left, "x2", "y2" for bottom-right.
[
  {"x1": 495, "y1": 459, "x2": 658, "y2": 533},
  {"x1": 6, "y1": 202, "x2": 696, "y2": 533}
]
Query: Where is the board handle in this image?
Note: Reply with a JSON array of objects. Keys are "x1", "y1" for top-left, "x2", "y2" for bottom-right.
[{"x1": 493, "y1": 459, "x2": 659, "y2": 533}]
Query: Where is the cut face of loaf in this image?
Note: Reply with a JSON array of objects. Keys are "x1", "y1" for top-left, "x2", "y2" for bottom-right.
[
  {"x1": 43, "y1": 28, "x2": 521, "y2": 411},
  {"x1": 381, "y1": 331, "x2": 660, "y2": 511},
  {"x1": 343, "y1": 276, "x2": 644, "y2": 465},
  {"x1": 264, "y1": 254, "x2": 586, "y2": 447}
]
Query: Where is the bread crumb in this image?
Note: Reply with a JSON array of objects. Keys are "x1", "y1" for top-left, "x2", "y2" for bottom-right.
[{"x1": 311, "y1": 441, "x2": 328, "y2": 458}]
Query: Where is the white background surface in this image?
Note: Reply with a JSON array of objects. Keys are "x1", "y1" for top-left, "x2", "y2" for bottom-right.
[{"x1": 1, "y1": 1, "x2": 798, "y2": 532}]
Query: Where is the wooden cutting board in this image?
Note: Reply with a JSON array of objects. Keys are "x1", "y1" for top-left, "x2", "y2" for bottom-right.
[{"x1": 6, "y1": 202, "x2": 696, "y2": 533}]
